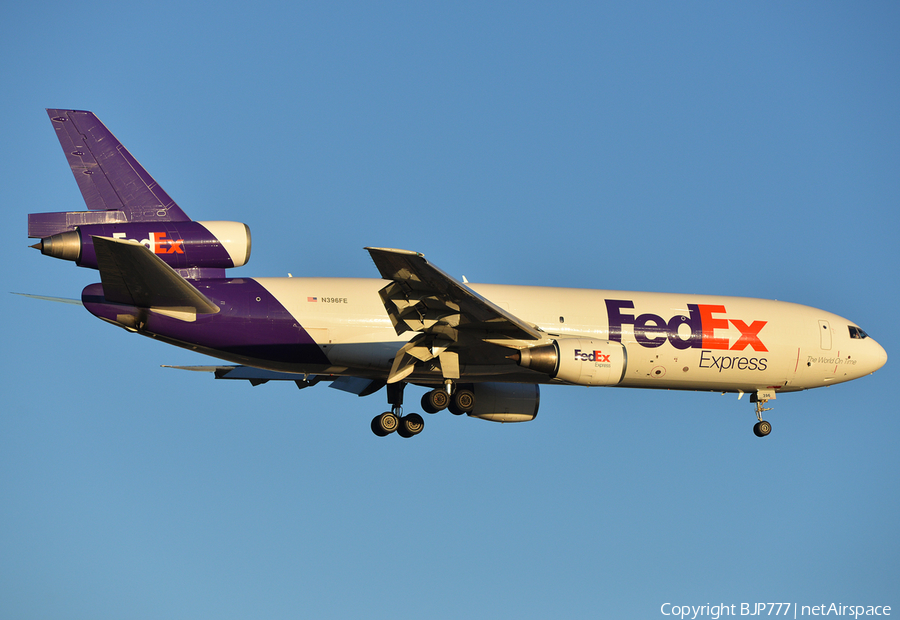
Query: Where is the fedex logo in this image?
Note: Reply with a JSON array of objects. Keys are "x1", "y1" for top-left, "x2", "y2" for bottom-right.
[
  {"x1": 112, "y1": 231, "x2": 184, "y2": 254},
  {"x1": 575, "y1": 349, "x2": 610, "y2": 363},
  {"x1": 606, "y1": 300, "x2": 768, "y2": 352}
]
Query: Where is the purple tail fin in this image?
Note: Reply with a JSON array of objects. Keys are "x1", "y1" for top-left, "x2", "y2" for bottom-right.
[{"x1": 46, "y1": 109, "x2": 190, "y2": 222}]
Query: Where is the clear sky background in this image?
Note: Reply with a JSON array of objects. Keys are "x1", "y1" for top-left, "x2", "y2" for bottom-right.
[{"x1": 2, "y1": 2, "x2": 898, "y2": 618}]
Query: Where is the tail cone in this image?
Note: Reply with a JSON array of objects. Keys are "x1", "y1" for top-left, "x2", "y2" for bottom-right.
[{"x1": 32, "y1": 230, "x2": 81, "y2": 262}]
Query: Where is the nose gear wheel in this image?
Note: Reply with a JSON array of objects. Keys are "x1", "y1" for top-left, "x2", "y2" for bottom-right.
[{"x1": 753, "y1": 420, "x2": 772, "y2": 437}]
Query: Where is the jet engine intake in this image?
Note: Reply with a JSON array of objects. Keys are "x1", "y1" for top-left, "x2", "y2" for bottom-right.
[{"x1": 515, "y1": 338, "x2": 627, "y2": 386}]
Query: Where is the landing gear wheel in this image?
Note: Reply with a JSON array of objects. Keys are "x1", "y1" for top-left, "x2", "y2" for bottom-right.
[
  {"x1": 448, "y1": 388, "x2": 475, "y2": 416},
  {"x1": 753, "y1": 420, "x2": 772, "y2": 437},
  {"x1": 371, "y1": 411, "x2": 399, "y2": 437},
  {"x1": 421, "y1": 390, "x2": 450, "y2": 414},
  {"x1": 397, "y1": 413, "x2": 425, "y2": 438}
]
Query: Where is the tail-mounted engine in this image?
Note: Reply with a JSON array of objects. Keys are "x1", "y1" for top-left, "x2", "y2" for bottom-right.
[
  {"x1": 29, "y1": 218, "x2": 251, "y2": 271},
  {"x1": 514, "y1": 338, "x2": 628, "y2": 386}
]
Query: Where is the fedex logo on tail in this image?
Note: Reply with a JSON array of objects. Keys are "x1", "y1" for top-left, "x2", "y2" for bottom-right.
[
  {"x1": 606, "y1": 300, "x2": 768, "y2": 351},
  {"x1": 112, "y1": 232, "x2": 184, "y2": 254}
]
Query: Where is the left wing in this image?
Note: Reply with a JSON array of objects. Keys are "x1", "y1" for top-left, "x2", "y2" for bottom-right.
[
  {"x1": 365, "y1": 247, "x2": 543, "y2": 383},
  {"x1": 164, "y1": 366, "x2": 384, "y2": 395}
]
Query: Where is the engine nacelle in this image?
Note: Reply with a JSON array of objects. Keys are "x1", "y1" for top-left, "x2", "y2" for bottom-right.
[
  {"x1": 467, "y1": 383, "x2": 540, "y2": 423},
  {"x1": 31, "y1": 220, "x2": 251, "y2": 271},
  {"x1": 515, "y1": 338, "x2": 627, "y2": 386}
]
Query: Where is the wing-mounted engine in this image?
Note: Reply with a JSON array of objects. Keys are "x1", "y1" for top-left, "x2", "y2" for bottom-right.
[
  {"x1": 30, "y1": 219, "x2": 251, "y2": 272},
  {"x1": 514, "y1": 338, "x2": 627, "y2": 386},
  {"x1": 467, "y1": 383, "x2": 540, "y2": 423}
]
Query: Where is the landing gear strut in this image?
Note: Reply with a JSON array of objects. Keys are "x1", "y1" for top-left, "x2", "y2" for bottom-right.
[
  {"x1": 371, "y1": 382, "x2": 425, "y2": 438},
  {"x1": 750, "y1": 393, "x2": 773, "y2": 437}
]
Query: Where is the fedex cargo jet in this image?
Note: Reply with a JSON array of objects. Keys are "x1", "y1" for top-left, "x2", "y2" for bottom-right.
[{"x1": 27, "y1": 109, "x2": 887, "y2": 438}]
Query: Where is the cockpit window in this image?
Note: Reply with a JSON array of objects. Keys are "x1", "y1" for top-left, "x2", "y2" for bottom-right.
[{"x1": 848, "y1": 326, "x2": 869, "y2": 339}]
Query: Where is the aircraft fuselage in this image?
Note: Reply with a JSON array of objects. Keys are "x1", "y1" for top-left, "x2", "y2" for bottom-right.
[{"x1": 81, "y1": 276, "x2": 887, "y2": 394}]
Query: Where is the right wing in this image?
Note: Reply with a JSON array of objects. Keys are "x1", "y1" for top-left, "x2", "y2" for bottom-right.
[
  {"x1": 366, "y1": 247, "x2": 543, "y2": 383},
  {"x1": 366, "y1": 247, "x2": 542, "y2": 340}
]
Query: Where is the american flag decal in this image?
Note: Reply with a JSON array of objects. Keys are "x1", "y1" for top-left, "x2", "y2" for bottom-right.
[{"x1": 308, "y1": 297, "x2": 317, "y2": 302}]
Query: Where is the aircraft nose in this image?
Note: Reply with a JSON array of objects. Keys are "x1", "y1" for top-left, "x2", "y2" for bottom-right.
[{"x1": 866, "y1": 339, "x2": 888, "y2": 374}]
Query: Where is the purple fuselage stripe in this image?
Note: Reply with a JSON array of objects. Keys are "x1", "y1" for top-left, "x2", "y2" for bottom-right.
[{"x1": 82, "y1": 279, "x2": 330, "y2": 367}]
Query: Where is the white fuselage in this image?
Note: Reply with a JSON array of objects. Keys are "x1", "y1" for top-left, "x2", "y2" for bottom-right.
[{"x1": 250, "y1": 277, "x2": 887, "y2": 393}]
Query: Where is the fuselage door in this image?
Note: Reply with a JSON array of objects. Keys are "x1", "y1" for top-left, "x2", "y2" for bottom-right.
[{"x1": 818, "y1": 320, "x2": 832, "y2": 350}]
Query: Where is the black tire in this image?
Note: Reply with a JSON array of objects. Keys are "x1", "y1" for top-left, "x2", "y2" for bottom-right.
[
  {"x1": 398, "y1": 413, "x2": 425, "y2": 438},
  {"x1": 371, "y1": 416, "x2": 388, "y2": 437},
  {"x1": 753, "y1": 420, "x2": 772, "y2": 437},
  {"x1": 448, "y1": 388, "x2": 475, "y2": 416},
  {"x1": 372, "y1": 411, "x2": 399, "y2": 436},
  {"x1": 421, "y1": 389, "x2": 449, "y2": 414}
]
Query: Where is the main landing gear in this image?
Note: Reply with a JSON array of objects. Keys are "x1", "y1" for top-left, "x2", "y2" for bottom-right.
[
  {"x1": 371, "y1": 410, "x2": 424, "y2": 438},
  {"x1": 370, "y1": 382, "x2": 478, "y2": 438},
  {"x1": 750, "y1": 393, "x2": 773, "y2": 437},
  {"x1": 370, "y1": 383, "x2": 425, "y2": 438},
  {"x1": 421, "y1": 383, "x2": 474, "y2": 416}
]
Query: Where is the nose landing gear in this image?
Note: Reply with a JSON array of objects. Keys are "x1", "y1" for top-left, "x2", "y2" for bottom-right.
[{"x1": 750, "y1": 391, "x2": 774, "y2": 437}]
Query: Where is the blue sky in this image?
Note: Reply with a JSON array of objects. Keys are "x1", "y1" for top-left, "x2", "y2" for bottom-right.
[{"x1": 2, "y1": 2, "x2": 898, "y2": 618}]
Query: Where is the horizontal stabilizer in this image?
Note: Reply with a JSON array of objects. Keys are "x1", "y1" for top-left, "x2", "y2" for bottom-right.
[
  {"x1": 93, "y1": 236, "x2": 219, "y2": 315},
  {"x1": 12, "y1": 292, "x2": 83, "y2": 306}
]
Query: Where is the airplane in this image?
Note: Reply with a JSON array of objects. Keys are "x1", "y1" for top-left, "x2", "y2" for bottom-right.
[{"x1": 27, "y1": 109, "x2": 887, "y2": 438}]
